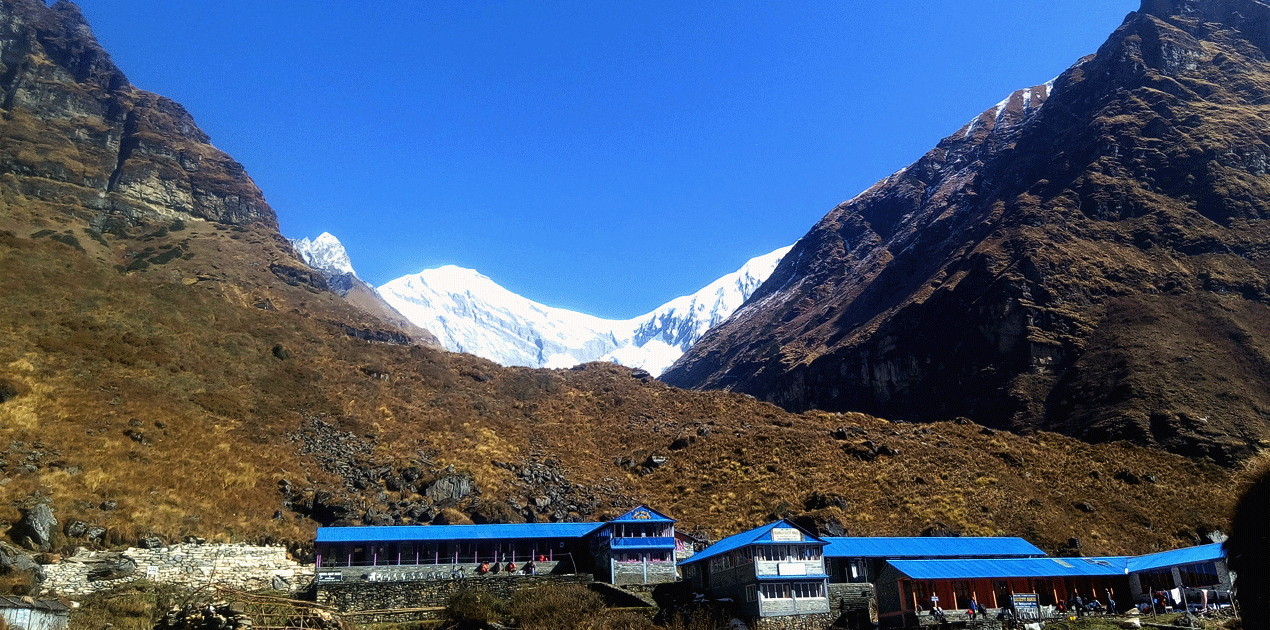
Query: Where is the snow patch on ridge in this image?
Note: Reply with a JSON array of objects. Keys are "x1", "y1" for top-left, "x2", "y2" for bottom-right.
[{"x1": 961, "y1": 74, "x2": 1061, "y2": 139}]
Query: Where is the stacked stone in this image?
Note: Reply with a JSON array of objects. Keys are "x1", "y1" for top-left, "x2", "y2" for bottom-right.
[{"x1": 39, "y1": 543, "x2": 313, "y2": 597}]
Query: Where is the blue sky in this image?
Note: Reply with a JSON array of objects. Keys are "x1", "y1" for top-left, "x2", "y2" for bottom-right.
[{"x1": 76, "y1": 0, "x2": 1139, "y2": 319}]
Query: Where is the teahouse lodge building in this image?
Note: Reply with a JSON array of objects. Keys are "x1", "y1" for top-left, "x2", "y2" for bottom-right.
[{"x1": 313, "y1": 505, "x2": 677, "y2": 587}]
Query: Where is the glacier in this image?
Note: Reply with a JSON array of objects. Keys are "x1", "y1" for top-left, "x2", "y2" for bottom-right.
[{"x1": 378, "y1": 246, "x2": 792, "y2": 376}]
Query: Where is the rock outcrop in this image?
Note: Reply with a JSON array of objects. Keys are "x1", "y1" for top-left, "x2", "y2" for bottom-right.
[
  {"x1": 0, "y1": 0, "x2": 275, "y2": 229},
  {"x1": 7, "y1": 502, "x2": 57, "y2": 552},
  {"x1": 663, "y1": 0, "x2": 1270, "y2": 465}
]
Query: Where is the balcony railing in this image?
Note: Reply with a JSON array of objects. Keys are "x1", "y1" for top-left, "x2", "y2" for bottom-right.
[
  {"x1": 755, "y1": 560, "x2": 824, "y2": 577},
  {"x1": 610, "y1": 537, "x2": 675, "y2": 548}
]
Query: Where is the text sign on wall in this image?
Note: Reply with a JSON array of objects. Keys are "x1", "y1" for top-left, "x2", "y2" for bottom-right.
[
  {"x1": 771, "y1": 528, "x2": 803, "y2": 542},
  {"x1": 1011, "y1": 593, "x2": 1041, "y2": 620}
]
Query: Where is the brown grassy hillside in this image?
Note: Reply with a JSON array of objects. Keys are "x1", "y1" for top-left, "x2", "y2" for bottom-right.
[
  {"x1": 0, "y1": 213, "x2": 1237, "y2": 557},
  {"x1": 0, "y1": 0, "x2": 1240, "y2": 571}
]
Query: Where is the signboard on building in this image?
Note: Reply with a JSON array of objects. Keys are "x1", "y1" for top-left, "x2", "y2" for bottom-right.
[
  {"x1": 1011, "y1": 593, "x2": 1041, "y2": 620},
  {"x1": 317, "y1": 571, "x2": 344, "y2": 584},
  {"x1": 778, "y1": 562, "x2": 808, "y2": 576},
  {"x1": 771, "y1": 528, "x2": 803, "y2": 542}
]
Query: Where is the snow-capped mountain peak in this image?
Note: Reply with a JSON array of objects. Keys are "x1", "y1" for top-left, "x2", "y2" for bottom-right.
[
  {"x1": 292, "y1": 232, "x2": 356, "y2": 277},
  {"x1": 378, "y1": 246, "x2": 792, "y2": 376}
]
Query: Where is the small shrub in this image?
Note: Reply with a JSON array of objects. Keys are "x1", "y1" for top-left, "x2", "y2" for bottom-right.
[
  {"x1": 82, "y1": 228, "x2": 108, "y2": 247},
  {"x1": 664, "y1": 608, "x2": 733, "y2": 630},
  {"x1": 507, "y1": 584, "x2": 605, "y2": 630},
  {"x1": 445, "y1": 588, "x2": 505, "y2": 628},
  {"x1": 595, "y1": 610, "x2": 655, "y2": 630},
  {"x1": 50, "y1": 232, "x2": 84, "y2": 251},
  {"x1": 149, "y1": 247, "x2": 184, "y2": 265}
]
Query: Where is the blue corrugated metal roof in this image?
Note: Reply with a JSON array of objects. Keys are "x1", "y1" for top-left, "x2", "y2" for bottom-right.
[
  {"x1": 1127, "y1": 543, "x2": 1224, "y2": 573},
  {"x1": 889, "y1": 557, "x2": 1129, "y2": 580},
  {"x1": 679, "y1": 520, "x2": 826, "y2": 567},
  {"x1": 316, "y1": 522, "x2": 602, "y2": 543},
  {"x1": 610, "y1": 505, "x2": 676, "y2": 523},
  {"x1": 822, "y1": 537, "x2": 1046, "y2": 559}
]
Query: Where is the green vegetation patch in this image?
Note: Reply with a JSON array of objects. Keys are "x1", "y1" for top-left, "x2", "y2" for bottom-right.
[
  {"x1": 82, "y1": 227, "x2": 108, "y2": 248},
  {"x1": 50, "y1": 231, "x2": 84, "y2": 252}
]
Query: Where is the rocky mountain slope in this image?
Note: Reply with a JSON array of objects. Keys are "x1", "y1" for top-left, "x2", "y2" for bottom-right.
[
  {"x1": 0, "y1": 0, "x2": 1240, "y2": 576},
  {"x1": 291, "y1": 232, "x2": 440, "y2": 346},
  {"x1": 377, "y1": 245, "x2": 791, "y2": 376},
  {"x1": 663, "y1": 0, "x2": 1270, "y2": 467}
]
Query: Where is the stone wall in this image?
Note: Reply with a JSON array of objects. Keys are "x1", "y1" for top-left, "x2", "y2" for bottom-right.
[
  {"x1": 613, "y1": 560, "x2": 677, "y2": 585},
  {"x1": 40, "y1": 543, "x2": 312, "y2": 597},
  {"x1": 829, "y1": 582, "x2": 875, "y2": 613},
  {"x1": 751, "y1": 612, "x2": 837, "y2": 630},
  {"x1": 316, "y1": 574, "x2": 593, "y2": 612}
]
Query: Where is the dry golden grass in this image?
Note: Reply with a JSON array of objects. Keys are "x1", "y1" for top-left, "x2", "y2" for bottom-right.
[{"x1": 0, "y1": 196, "x2": 1239, "y2": 558}]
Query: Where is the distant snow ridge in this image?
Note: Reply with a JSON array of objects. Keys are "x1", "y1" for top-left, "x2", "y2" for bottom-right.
[
  {"x1": 379, "y1": 246, "x2": 793, "y2": 376},
  {"x1": 292, "y1": 232, "x2": 356, "y2": 277}
]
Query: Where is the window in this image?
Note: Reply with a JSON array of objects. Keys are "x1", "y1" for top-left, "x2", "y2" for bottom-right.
[
  {"x1": 747, "y1": 585, "x2": 757, "y2": 602},
  {"x1": 848, "y1": 559, "x2": 867, "y2": 583},
  {"x1": 1181, "y1": 562, "x2": 1220, "y2": 587},
  {"x1": 792, "y1": 582, "x2": 826, "y2": 598},
  {"x1": 758, "y1": 582, "x2": 824, "y2": 599}
]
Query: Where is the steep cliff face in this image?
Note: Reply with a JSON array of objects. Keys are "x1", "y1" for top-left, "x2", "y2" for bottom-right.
[
  {"x1": 663, "y1": 0, "x2": 1270, "y2": 465},
  {"x1": 0, "y1": 0, "x2": 274, "y2": 230},
  {"x1": 0, "y1": 0, "x2": 429, "y2": 346}
]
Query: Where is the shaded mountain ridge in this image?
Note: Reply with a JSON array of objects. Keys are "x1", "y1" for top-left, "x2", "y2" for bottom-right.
[{"x1": 663, "y1": 0, "x2": 1270, "y2": 466}]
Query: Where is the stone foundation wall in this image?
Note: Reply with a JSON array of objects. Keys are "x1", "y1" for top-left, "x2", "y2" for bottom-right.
[
  {"x1": 752, "y1": 612, "x2": 837, "y2": 630},
  {"x1": 830, "y1": 582, "x2": 875, "y2": 613},
  {"x1": 613, "y1": 561, "x2": 677, "y2": 585},
  {"x1": 316, "y1": 574, "x2": 593, "y2": 612},
  {"x1": 40, "y1": 543, "x2": 313, "y2": 597}
]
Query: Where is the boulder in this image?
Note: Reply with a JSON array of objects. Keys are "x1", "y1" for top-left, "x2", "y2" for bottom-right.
[
  {"x1": 86, "y1": 556, "x2": 138, "y2": 581},
  {"x1": 424, "y1": 474, "x2": 474, "y2": 502},
  {"x1": 137, "y1": 535, "x2": 166, "y2": 549},
  {"x1": 8, "y1": 503, "x2": 57, "y2": 552},
  {"x1": 0, "y1": 541, "x2": 45, "y2": 581},
  {"x1": 64, "y1": 520, "x2": 89, "y2": 538}
]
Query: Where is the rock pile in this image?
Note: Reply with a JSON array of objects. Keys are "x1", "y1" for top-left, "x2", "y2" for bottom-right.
[
  {"x1": 157, "y1": 603, "x2": 255, "y2": 630},
  {"x1": 156, "y1": 601, "x2": 343, "y2": 630},
  {"x1": 40, "y1": 543, "x2": 311, "y2": 597},
  {"x1": 158, "y1": 601, "x2": 345, "y2": 630}
]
